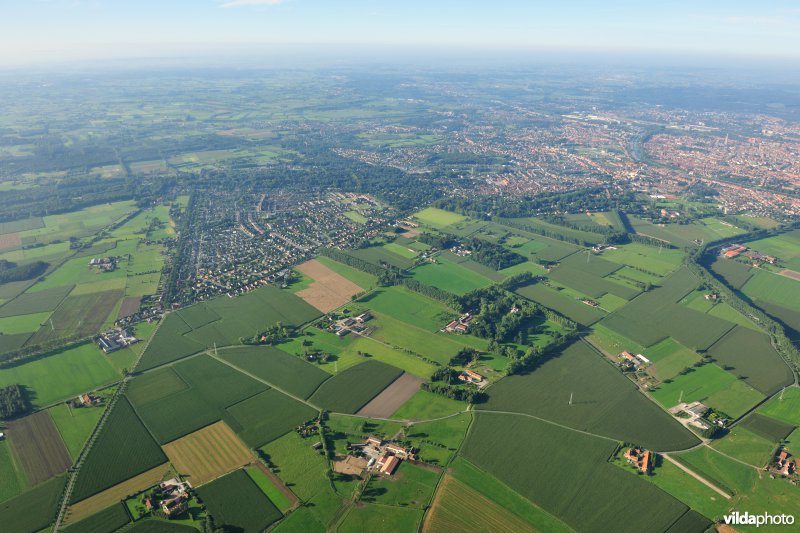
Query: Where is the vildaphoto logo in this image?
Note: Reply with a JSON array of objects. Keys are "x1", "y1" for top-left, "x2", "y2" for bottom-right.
[{"x1": 723, "y1": 512, "x2": 795, "y2": 527}]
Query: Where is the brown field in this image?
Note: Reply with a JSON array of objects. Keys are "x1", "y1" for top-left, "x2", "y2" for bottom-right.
[
  {"x1": 0, "y1": 232, "x2": 21, "y2": 251},
  {"x1": 7, "y1": 411, "x2": 72, "y2": 485},
  {"x1": 295, "y1": 259, "x2": 364, "y2": 313},
  {"x1": 356, "y1": 373, "x2": 423, "y2": 418},
  {"x1": 779, "y1": 269, "x2": 800, "y2": 281},
  {"x1": 64, "y1": 463, "x2": 170, "y2": 524},
  {"x1": 162, "y1": 421, "x2": 253, "y2": 486},
  {"x1": 423, "y1": 475, "x2": 536, "y2": 533},
  {"x1": 117, "y1": 296, "x2": 142, "y2": 320}
]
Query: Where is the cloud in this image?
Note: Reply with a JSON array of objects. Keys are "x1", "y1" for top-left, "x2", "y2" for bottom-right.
[{"x1": 220, "y1": 0, "x2": 285, "y2": 7}]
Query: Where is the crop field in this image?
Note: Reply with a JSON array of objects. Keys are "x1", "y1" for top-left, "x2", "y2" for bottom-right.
[
  {"x1": 309, "y1": 360, "x2": 404, "y2": 413},
  {"x1": 0, "y1": 342, "x2": 120, "y2": 407},
  {"x1": 126, "y1": 367, "x2": 188, "y2": 405},
  {"x1": 757, "y1": 386, "x2": 800, "y2": 426},
  {"x1": 360, "y1": 286, "x2": 456, "y2": 331},
  {"x1": 136, "y1": 313, "x2": 205, "y2": 371},
  {"x1": 245, "y1": 464, "x2": 295, "y2": 512},
  {"x1": 62, "y1": 502, "x2": 131, "y2": 533},
  {"x1": 295, "y1": 259, "x2": 364, "y2": 312},
  {"x1": 0, "y1": 474, "x2": 66, "y2": 533},
  {"x1": 745, "y1": 230, "x2": 800, "y2": 271},
  {"x1": 502, "y1": 217, "x2": 607, "y2": 245},
  {"x1": 197, "y1": 469, "x2": 284, "y2": 532},
  {"x1": 356, "y1": 373, "x2": 423, "y2": 418},
  {"x1": 425, "y1": 474, "x2": 537, "y2": 533},
  {"x1": 0, "y1": 284, "x2": 73, "y2": 318},
  {"x1": 279, "y1": 326, "x2": 356, "y2": 359},
  {"x1": 461, "y1": 413, "x2": 690, "y2": 533},
  {"x1": 132, "y1": 355, "x2": 266, "y2": 443},
  {"x1": 176, "y1": 304, "x2": 220, "y2": 329},
  {"x1": 383, "y1": 241, "x2": 419, "y2": 259},
  {"x1": 515, "y1": 282, "x2": 605, "y2": 325},
  {"x1": 218, "y1": 346, "x2": 330, "y2": 399},
  {"x1": 0, "y1": 311, "x2": 51, "y2": 334},
  {"x1": 405, "y1": 414, "x2": 471, "y2": 466},
  {"x1": 710, "y1": 426, "x2": 776, "y2": 467},
  {"x1": 480, "y1": 341, "x2": 698, "y2": 451},
  {"x1": 163, "y1": 421, "x2": 254, "y2": 486},
  {"x1": 49, "y1": 403, "x2": 105, "y2": 460},
  {"x1": 742, "y1": 269, "x2": 800, "y2": 312},
  {"x1": 7, "y1": 410, "x2": 72, "y2": 485},
  {"x1": 27, "y1": 289, "x2": 123, "y2": 344},
  {"x1": 226, "y1": 389, "x2": 318, "y2": 447},
  {"x1": 347, "y1": 246, "x2": 415, "y2": 270},
  {"x1": 391, "y1": 390, "x2": 465, "y2": 421},
  {"x1": 708, "y1": 326, "x2": 794, "y2": 395},
  {"x1": 740, "y1": 413, "x2": 795, "y2": 442},
  {"x1": 644, "y1": 338, "x2": 701, "y2": 380},
  {"x1": 0, "y1": 438, "x2": 25, "y2": 502},
  {"x1": 409, "y1": 257, "x2": 492, "y2": 295},
  {"x1": 549, "y1": 265, "x2": 640, "y2": 300},
  {"x1": 413, "y1": 207, "x2": 466, "y2": 228},
  {"x1": 362, "y1": 461, "x2": 440, "y2": 509},
  {"x1": 70, "y1": 397, "x2": 167, "y2": 503},
  {"x1": 0, "y1": 216, "x2": 45, "y2": 234},
  {"x1": 333, "y1": 335, "x2": 436, "y2": 378},
  {"x1": 315, "y1": 255, "x2": 377, "y2": 290},
  {"x1": 708, "y1": 256, "x2": 753, "y2": 289},
  {"x1": 339, "y1": 504, "x2": 424, "y2": 533}
]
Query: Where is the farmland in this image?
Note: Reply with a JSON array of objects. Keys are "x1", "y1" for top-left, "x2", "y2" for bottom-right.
[
  {"x1": 741, "y1": 269, "x2": 800, "y2": 312},
  {"x1": 361, "y1": 461, "x2": 440, "y2": 509},
  {"x1": 356, "y1": 373, "x2": 423, "y2": 418},
  {"x1": 740, "y1": 413, "x2": 795, "y2": 442},
  {"x1": 338, "y1": 504, "x2": 424, "y2": 533},
  {"x1": 0, "y1": 438, "x2": 25, "y2": 502},
  {"x1": 294, "y1": 259, "x2": 364, "y2": 313},
  {"x1": 226, "y1": 389, "x2": 318, "y2": 447},
  {"x1": 62, "y1": 502, "x2": 131, "y2": 533},
  {"x1": 309, "y1": 360, "x2": 404, "y2": 413},
  {"x1": 359, "y1": 286, "x2": 456, "y2": 331},
  {"x1": 315, "y1": 255, "x2": 377, "y2": 290},
  {"x1": 49, "y1": 402, "x2": 106, "y2": 459},
  {"x1": 337, "y1": 336, "x2": 438, "y2": 377},
  {"x1": 413, "y1": 207, "x2": 466, "y2": 228},
  {"x1": 0, "y1": 475, "x2": 66, "y2": 533},
  {"x1": 757, "y1": 386, "x2": 800, "y2": 425},
  {"x1": 391, "y1": 390, "x2": 465, "y2": 420},
  {"x1": 409, "y1": 257, "x2": 493, "y2": 295},
  {"x1": 245, "y1": 465, "x2": 294, "y2": 512},
  {"x1": 162, "y1": 421, "x2": 254, "y2": 486},
  {"x1": 196, "y1": 469, "x2": 283, "y2": 532},
  {"x1": 515, "y1": 282, "x2": 606, "y2": 325},
  {"x1": 479, "y1": 341, "x2": 698, "y2": 451},
  {"x1": 7, "y1": 410, "x2": 72, "y2": 485},
  {"x1": 710, "y1": 426, "x2": 777, "y2": 467},
  {"x1": 70, "y1": 397, "x2": 167, "y2": 503},
  {"x1": 461, "y1": 413, "x2": 692, "y2": 533}
]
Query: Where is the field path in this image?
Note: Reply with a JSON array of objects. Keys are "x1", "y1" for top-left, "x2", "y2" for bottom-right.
[{"x1": 661, "y1": 453, "x2": 732, "y2": 499}]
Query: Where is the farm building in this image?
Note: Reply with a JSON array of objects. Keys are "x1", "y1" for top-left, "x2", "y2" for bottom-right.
[
  {"x1": 620, "y1": 351, "x2": 640, "y2": 367},
  {"x1": 623, "y1": 447, "x2": 653, "y2": 474},
  {"x1": 378, "y1": 454, "x2": 400, "y2": 475},
  {"x1": 458, "y1": 369, "x2": 484, "y2": 383}
]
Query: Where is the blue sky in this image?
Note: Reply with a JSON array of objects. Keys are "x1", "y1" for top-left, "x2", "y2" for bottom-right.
[{"x1": 1, "y1": 0, "x2": 799, "y2": 66}]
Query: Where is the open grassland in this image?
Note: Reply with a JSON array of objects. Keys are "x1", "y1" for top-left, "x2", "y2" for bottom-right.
[
  {"x1": 549, "y1": 265, "x2": 640, "y2": 300},
  {"x1": 425, "y1": 475, "x2": 539, "y2": 533},
  {"x1": 409, "y1": 257, "x2": 492, "y2": 295},
  {"x1": 651, "y1": 362, "x2": 765, "y2": 418},
  {"x1": 448, "y1": 457, "x2": 571, "y2": 532},
  {"x1": 0, "y1": 284, "x2": 73, "y2": 318},
  {"x1": 384, "y1": 241, "x2": 419, "y2": 259},
  {"x1": 501, "y1": 217, "x2": 607, "y2": 245},
  {"x1": 226, "y1": 389, "x2": 318, "y2": 448},
  {"x1": 0, "y1": 342, "x2": 120, "y2": 407},
  {"x1": 338, "y1": 335, "x2": 438, "y2": 377},
  {"x1": 339, "y1": 503, "x2": 423, "y2": 533},
  {"x1": 27, "y1": 289, "x2": 123, "y2": 345},
  {"x1": 757, "y1": 386, "x2": 800, "y2": 426},
  {"x1": 0, "y1": 311, "x2": 51, "y2": 334},
  {"x1": 710, "y1": 426, "x2": 777, "y2": 467},
  {"x1": 62, "y1": 502, "x2": 131, "y2": 533},
  {"x1": 163, "y1": 421, "x2": 254, "y2": 486},
  {"x1": 708, "y1": 326, "x2": 794, "y2": 396},
  {"x1": 391, "y1": 390, "x2": 465, "y2": 420},
  {"x1": 49, "y1": 402, "x2": 105, "y2": 460},
  {"x1": 0, "y1": 438, "x2": 26, "y2": 502},
  {"x1": 245, "y1": 464, "x2": 294, "y2": 512},
  {"x1": 0, "y1": 474, "x2": 66, "y2": 533},
  {"x1": 361, "y1": 461, "x2": 440, "y2": 509},
  {"x1": 745, "y1": 230, "x2": 800, "y2": 271},
  {"x1": 347, "y1": 246, "x2": 415, "y2": 270},
  {"x1": 7, "y1": 410, "x2": 72, "y2": 486},
  {"x1": 742, "y1": 269, "x2": 800, "y2": 312},
  {"x1": 709, "y1": 256, "x2": 753, "y2": 289},
  {"x1": 315, "y1": 255, "x2": 377, "y2": 290},
  {"x1": 644, "y1": 337, "x2": 702, "y2": 380},
  {"x1": 131, "y1": 355, "x2": 266, "y2": 443},
  {"x1": 309, "y1": 360, "x2": 403, "y2": 413},
  {"x1": 587, "y1": 323, "x2": 647, "y2": 358},
  {"x1": 0, "y1": 216, "x2": 45, "y2": 234},
  {"x1": 65, "y1": 464, "x2": 168, "y2": 525},
  {"x1": 360, "y1": 286, "x2": 456, "y2": 331},
  {"x1": 462, "y1": 413, "x2": 691, "y2": 533},
  {"x1": 480, "y1": 341, "x2": 698, "y2": 451},
  {"x1": 413, "y1": 207, "x2": 466, "y2": 228},
  {"x1": 279, "y1": 326, "x2": 355, "y2": 359},
  {"x1": 740, "y1": 413, "x2": 795, "y2": 442},
  {"x1": 405, "y1": 414, "x2": 471, "y2": 466},
  {"x1": 70, "y1": 397, "x2": 167, "y2": 503},
  {"x1": 515, "y1": 282, "x2": 605, "y2": 325},
  {"x1": 295, "y1": 259, "x2": 364, "y2": 313},
  {"x1": 218, "y1": 345, "x2": 330, "y2": 399}
]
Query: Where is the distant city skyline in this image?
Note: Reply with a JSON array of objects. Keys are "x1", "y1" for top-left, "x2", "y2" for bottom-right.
[{"x1": 1, "y1": 0, "x2": 799, "y2": 67}]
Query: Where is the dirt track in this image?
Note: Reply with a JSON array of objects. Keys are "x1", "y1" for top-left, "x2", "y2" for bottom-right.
[
  {"x1": 356, "y1": 373, "x2": 423, "y2": 418},
  {"x1": 295, "y1": 259, "x2": 363, "y2": 313}
]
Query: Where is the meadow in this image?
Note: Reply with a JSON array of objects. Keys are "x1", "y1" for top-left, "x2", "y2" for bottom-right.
[
  {"x1": 196, "y1": 469, "x2": 282, "y2": 533},
  {"x1": 391, "y1": 390, "x2": 465, "y2": 420},
  {"x1": 708, "y1": 256, "x2": 753, "y2": 289},
  {"x1": 347, "y1": 246, "x2": 415, "y2": 270},
  {"x1": 226, "y1": 389, "x2": 318, "y2": 447},
  {"x1": 245, "y1": 465, "x2": 293, "y2": 512},
  {"x1": 413, "y1": 207, "x2": 466, "y2": 228},
  {"x1": 741, "y1": 269, "x2": 800, "y2": 312},
  {"x1": 644, "y1": 337, "x2": 702, "y2": 381},
  {"x1": 359, "y1": 286, "x2": 456, "y2": 331},
  {"x1": 0, "y1": 439, "x2": 25, "y2": 503},
  {"x1": 745, "y1": 230, "x2": 800, "y2": 271},
  {"x1": 337, "y1": 336, "x2": 437, "y2": 377},
  {"x1": 710, "y1": 426, "x2": 778, "y2": 467},
  {"x1": 515, "y1": 282, "x2": 605, "y2": 325},
  {"x1": 409, "y1": 257, "x2": 492, "y2": 295},
  {"x1": 309, "y1": 360, "x2": 403, "y2": 413},
  {"x1": 740, "y1": 413, "x2": 795, "y2": 442},
  {"x1": 549, "y1": 265, "x2": 640, "y2": 300},
  {"x1": 756, "y1": 386, "x2": 800, "y2": 426},
  {"x1": 361, "y1": 461, "x2": 440, "y2": 509},
  {"x1": 49, "y1": 402, "x2": 105, "y2": 459},
  {"x1": 405, "y1": 414, "x2": 471, "y2": 466},
  {"x1": 0, "y1": 284, "x2": 73, "y2": 318}
]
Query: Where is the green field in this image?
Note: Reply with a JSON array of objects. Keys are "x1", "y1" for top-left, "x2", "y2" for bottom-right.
[
  {"x1": 391, "y1": 390, "x2": 465, "y2": 420},
  {"x1": 71, "y1": 397, "x2": 167, "y2": 503},
  {"x1": 515, "y1": 282, "x2": 605, "y2": 326},
  {"x1": 549, "y1": 265, "x2": 639, "y2": 300},
  {"x1": 337, "y1": 336, "x2": 437, "y2": 377},
  {"x1": 0, "y1": 474, "x2": 66, "y2": 533},
  {"x1": 0, "y1": 439, "x2": 26, "y2": 502},
  {"x1": 708, "y1": 256, "x2": 753, "y2": 289},
  {"x1": 360, "y1": 286, "x2": 456, "y2": 331},
  {"x1": 196, "y1": 469, "x2": 282, "y2": 533},
  {"x1": 740, "y1": 413, "x2": 795, "y2": 442},
  {"x1": 0, "y1": 311, "x2": 51, "y2": 334},
  {"x1": 744, "y1": 230, "x2": 800, "y2": 271},
  {"x1": 462, "y1": 413, "x2": 691, "y2": 533},
  {"x1": 0, "y1": 285, "x2": 74, "y2": 318},
  {"x1": 756, "y1": 386, "x2": 800, "y2": 426},
  {"x1": 645, "y1": 338, "x2": 702, "y2": 381},
  {"x1": 49, "y1": 402, "x2": 105, "y2": 459},
  {"x1": 409, "y1": 257, "x2": 492, "y2": 295},
  {"x1": 315, "y1": 256, "x2": 377, "y2": 290},
  {"x1": 742, "y1": 269, "x2": 800, "y2": 312},
  {"x1": 227, "y1": 389, "x2": 318, "y2": 447},
  {"x1": 218, "y1": 346, "x2": 330, "y2": 399},
  {"x1": 347, "y1": 246, "x2": 415, "y2": 270},
  {"x1": 413, "y1": 207, "x2": 466, "y2": 228},
  {"x1": 383, "y1": 241, "x2": 419, "y2": 259},
  {"x1": 361, "y1": 461, "x2": 439, "y2": 508},
  {"x1": 27, "y1": 289, "x2": 123, "y2": 345},
  {"x1": 339, "y1": 503, "x2": 423, "y2": 533},
  {"x1": 586, "y1": 323, "x2": 647, "y2": 358},
  {"x1": 245, "y1": 465, "x2": 292, "y2": 512},
  {"x1": 0, "y1": 342, "x2": 120, "y2": 407},
  {"x1": 710, "y1": 426, "x2": 778, "y2": 467},
  {"x1": 62, "y1": 502, "x2": 131, "y2": 533},
  {"x1": 481, "y1": 341, "x2": 698, "y2": 451},
  {"x1": 309, "y1": 360, "x2": 403, "y2": 413}
]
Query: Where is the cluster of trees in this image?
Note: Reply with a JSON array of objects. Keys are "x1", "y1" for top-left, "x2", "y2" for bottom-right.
[
  {"x1": 0, "y1": 260, "x2": 48, "y2": 284},
  {"x1": 465, "y1": 238, "x2": 526, "y2": 270},
  {"x1": 422, "y1": 376, "x2": 486, "y2": 403},
  {"x1": 498, "y1": 218, "x2": 613, "y2": 247},
  {"x1": 458, "y1": 286, "x2": 541, "y2": 343},
  {"x1": 319, "y1": 248, "x2": 400, "y2": 286},
  {"x1": 504, "y1": 333, "x2": 579, "y2": 376},
  {"x1": 242, "y1": 323, "x2": 293, "y2": 346},
  {"x1": 417, "y1": 232, "x2": 457, "y2": 250},
  {"x1": 449, "y1": 348, "x2": 480, "y2": 367},
  {"x1": 0, "y1": 384, "x2": 30, "y2": 419},
  {"x1": 398, "y1": 278, "x2": 458, "y2": 307},
  {"x1": 543, "y1": 215, "x2": 627, "y2": 242},
  {"x1": 628, "y1": 233, "x2": 676, "y2": 249}
]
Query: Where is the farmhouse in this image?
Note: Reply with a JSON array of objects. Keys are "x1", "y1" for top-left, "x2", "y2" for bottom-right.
[
  {"x1": 355, "y1": 312, "x2": 372, "y2": 323},
  {"x1": 774, "y1": 448, "x2": 797, "y2": 477},
  {"x1": 88, "y1": 257, "x2": 116, "y2": 271},
  {"x1": 442, "y1": 313, "x2": 472, "y2": 334},
  {"x1": 378, "y1": 454, "x2": 400, "y2": 475},
  {"x1": 620, "y1": 351, "x2": 640, "y2": 367},
  {"x1": 623, "y1": 447, "x2": 653, "y2": 474},
  {"x1": 96, "y1": 328, "x2": 138, "y2": 353},
  {"x1": 458, "y1": 369, "x2": 484, "y2": 383}
]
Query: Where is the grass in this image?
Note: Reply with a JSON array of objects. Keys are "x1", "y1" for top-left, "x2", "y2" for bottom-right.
[
  {"x1": 413, "y1": 207, "x2": 466, "y2": 228},
  {"x1": 0, "y1": 474, "x2": 66, "y2": 533},
  {"x1": 448, "y1": 457, "x2": 571, "y2": 532},
  {"x1": 0, "y1": 439, "x2": 26, "y2": 503},
  {"x1": 742, "y1": 269, "x2": 800, "y2": 312},
  {"x1": 586, "y1": 323, "x2": 647, "y2": 357},
  {"x1": 309, "y1": 360, "x2": 403, "y2": 413},
  {"x1": 136, "y1": 313, "x2": 205, "y2": 371},
  {"x1": 740, "y1": 413, "x2": 795, "y2": 442},
  {"x1": 347, "y1": 246, "x2": 415, "y2": 270},
  {"x1": 515, "y1": 282, "x2": 605, "y2": 326},
  {"x1": 27, "y1": 289, "x2": 123, "y2": 345},
  {"x1": 218, "y1": 345, "x2": 330, "y2": 399},
  {"x1": 0, "y1": 285, "x2": 74, "y2": 318},
  {"x1": 481, "y1": 341, "x2": 698, "y2": 451},
  {"x1": 0, "y1": 342, "x2": 120, "y2": 407},
  {"x1": 7, "y1": 410, "x2": 72, "y2": 486},
  {"x1": 226, "y1": 389, "x2": 319, "y2": 448},
  {"x1": 757, "y1": 386, "x2": 800, "y2": 425},
  {"x1": 337, "y1": 336, "x2": 437, "y2": 378},
  {"x1": 338, "y1": 503, "x2": 423, "y2": 533},
  {"x1": 359, "y1": 286, "x2": 456, "y2": 331},
  {"x1": 61, "y1": 502, "x2": 131, "y2": 533},
  {"x1": 383, "y1": 241, "x2": 419, "y2": 259},
  {"x1": 49, "y1": 403, "x2": 105, "y2": 460},
  {"x1": 70, "y1": 397, "x2": 167, "y2": 503},
  {"x1": 391, "y1": 390, "x2": 465, "y2": 420},
  {"x1": 406, "y1": 414, "x2": 471, "y2": 466},
  {"x1": 196, "y1": 469, "x2": 282, "y2": 533},
  {"x1": 361, "y1": 461, "x2": 440, "y2": 509},
  {"x1": 344, "y1": 210, "x2": 368, "y2": 224},
  {"x1": 315, "y1": 256, "x2": 376, "y2": 290},
  {"x1": 710, "y1": 426, "x2": 777, "y2": 467},
  {"x1": 245, "y1": 465, "x2": 292, "y2": 512},
  {"x1": 0, "y1": 311, "x2": 51, "y2": 334},
  {"x1": 708, "y1": 256, "x2": 753, "y2": 289},
  {"x1": 408, "y1": 257, "x2": 492, "y2": 295},
  {"x1": 646, "y1": 338, "x2": 702, "y2": 380}
]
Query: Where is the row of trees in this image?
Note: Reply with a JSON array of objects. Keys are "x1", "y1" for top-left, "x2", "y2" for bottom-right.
[{"x1": 0, "y1": 260, "x2": 48, "y2": 283}]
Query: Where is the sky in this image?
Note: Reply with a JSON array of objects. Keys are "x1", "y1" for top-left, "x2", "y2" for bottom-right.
[{"x1": 1, "y1": 0, "x2": 799, "y2": 68}]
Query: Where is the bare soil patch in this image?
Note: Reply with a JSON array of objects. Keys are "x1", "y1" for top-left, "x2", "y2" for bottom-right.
[
  {"x1": 0, "y1": 232, "x2": 21, "y2": 251},
  {"x1": 8, "y1": 410, "x2": 71, "y2": 485},
  {"x1": 117, "y1": 296, "x2": 142, "y2": 320},
  {"x1": 295, "y1": 259, "x2": 363, "y2": 313},
  {"x1": 779, "y1": 269, "x2": 800, "y2": 281},
  {"x1": 333, "y1": 455, "x2": 369, "y2": 477},
  {"x1": 356, "y1": 373, "x2": 423, "y2": 418}
]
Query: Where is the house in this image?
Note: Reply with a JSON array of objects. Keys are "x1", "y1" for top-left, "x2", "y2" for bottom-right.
[
  {"x1": 685, "y1": 402, "x2": 709, "y2": 417},
  {"x1": 775, "y1": 448, "x2": 797, "y2": 476},
  {"x1": 620, "y1": 351, "x2": 640, "y2": 367},
  {"x1": 379, "y1": 454, "x2": 400, "y2": 475},
  {"x1": 366, "y1": 436, "x2": 383, "y2": 447},
  {"x1": 623, "y1": 447, "x2": 653, "y2": 474},
  {"x1": 385, "y1": 443, "x2": 412, "y2": 458}
]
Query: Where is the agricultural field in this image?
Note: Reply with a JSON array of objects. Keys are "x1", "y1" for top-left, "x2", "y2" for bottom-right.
[
  {"x1": 346, "y1": 246, "x2": 415, "y2": 270},
  {"x1": 462, "y1": 413, "x2": 692, "y2": 533},
  {"x1": 359, "y1": 286, "x2": 456, "y2": 331},
  {"x1": 0, "y1": 474, "x2": 66, "y2": 533},
  {"x1": 744, "y1": 230, "x2": 800, "y2": 272},
  {"x1": 196, "y1": 469, "x2": 283, "y2": 533},
  {"x1": 708, "y1": 256, "x2": 753, "y2": 289},
  {"x1": 741, "y1": 269, "x2": 800, "y2": 312},
  {"x1": 413, "y1": 207, "x2": 466, "y2": 228},
  {"x1": 356, "y1": 373, "x2": 423, "y2": 419},
  {"x1": 515, "y1": 282, "x2": 606, "y2": 326},
  {"x1": 391, "y1": 390, "x2": 466, "y2": 420},
  {"x1": 337, "y1": 335, "x2": 439, "y2": 377},
  {"x1": 294, "y1": 259, "x2": 364, "y2": 313},
  {"x1": 27, "y1": 289, "x2": 123, "y2": 345},
  {"x1": 338, "y1": 503, "x2": 424, "y2": 533},
  {"x1": 501, "y1": 217, "x2": 607, "y2": 245},
  {"x1": 218, "y1": 345, "x2": 330, "y2": 399},
  {"x1": 756, "y1": 386, "x2": 800, "y2": 426},
  {"x1": 70, "y1": 397, "x2": 167, "y2": 503},
  {"x1": 405, "y1": 414, "x2": 471, "y2": 466},
  {"x1": 642, "y1": 337, "x2": 702, "y2": 381},
  {"x1": 244, "y1": 465, "x2": 294, "y2": 512},
  {"x1": 740, "y1": 413, "x2": 795, "y2": 442},
  {"x1": 549, "y1": 265, "x2": 640, "y2": 300},
  {"x1": 479, "y1": 341, "x2": 698, "y2": 451},
  {"x1": 162, "y1": 421, "x2": 254, "y2": 486},
  {"x1": 361, "y1": 461, "x2": 440, "y2": 509},
  {"x1": 226, "y1": 389, "x2": 318, "y2": 447},
  {"x1": 309, "y1": 360, "x2": 404, "y2": 413},
  {"x1": 710, "y1": 426, "x2": 777, "y2": 467},
  {"x1": 315, "y1": 255, "x2": 377, "y2": 290},
  {"x1": 62, "y1": 502, "x2": 131, "y2": 533},
  {"x1": 6, "y1": 410, "x2": 72, "y2": 486},
  {"x1": 408, "y1": 256, "x2": 492, "y2": 295},
  {"x1": 0, "y1": 284, "x2": 73, "y2": 318},
  {"x1": 0, "y1": 341, "x2": 120, "y2": 407},
  {"x1": 49, "y1": 402, "x2": 106, "y2": 459},
  {"x1": 0, "y1": 437, "x2": 26, "y2": 503}
]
